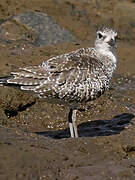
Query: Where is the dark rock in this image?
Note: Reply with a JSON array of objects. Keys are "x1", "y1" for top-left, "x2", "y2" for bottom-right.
[{"x1": 0, "y1": 11, "x2": 76, "y2": 46}]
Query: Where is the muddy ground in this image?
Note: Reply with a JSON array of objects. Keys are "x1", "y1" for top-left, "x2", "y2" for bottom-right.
[{"x1": 0, "y1": 0, "x2": 135, "y2": 179}]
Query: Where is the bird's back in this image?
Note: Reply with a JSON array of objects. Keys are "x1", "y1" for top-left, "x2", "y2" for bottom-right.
[{"x1": 0, "y1": 47, "x2": 115, "y2": 106}]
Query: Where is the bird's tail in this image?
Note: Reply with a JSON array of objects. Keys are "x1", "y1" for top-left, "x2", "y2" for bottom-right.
[{"x1": 0, "y1": 76, "x2": 12, "y2": 86}]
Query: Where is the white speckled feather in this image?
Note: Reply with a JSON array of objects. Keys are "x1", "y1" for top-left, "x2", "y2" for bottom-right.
[{"x1": 0, "y1": 27, "x2": 118, "y2": 107}]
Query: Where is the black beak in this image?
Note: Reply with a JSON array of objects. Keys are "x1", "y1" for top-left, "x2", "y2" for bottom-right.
[{"x1": 108, "y1": 39, "x2": 117, "y2": 48}]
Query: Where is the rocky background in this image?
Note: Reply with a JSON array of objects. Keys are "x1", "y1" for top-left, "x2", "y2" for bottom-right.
[{"x1": 0, "y1": 0, "x2": 135, "y2": 179}]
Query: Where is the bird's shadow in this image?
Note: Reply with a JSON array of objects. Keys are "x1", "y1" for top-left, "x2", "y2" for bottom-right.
[{"x1": 35, "y1": 113, "x2": 134, "y2": 139}]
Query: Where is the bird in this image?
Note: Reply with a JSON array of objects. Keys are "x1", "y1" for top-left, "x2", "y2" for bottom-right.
[{"x1": 0, "y1": 27, "x2": 118, "y2": 138}]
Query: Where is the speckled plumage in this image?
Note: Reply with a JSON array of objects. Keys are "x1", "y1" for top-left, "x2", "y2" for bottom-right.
[
  {"x1": 0, "y1": 27, "x2": 118, "y2": 138},
  {"x1": 7, "y1": 48, "x2": 116, "y2": 104}
]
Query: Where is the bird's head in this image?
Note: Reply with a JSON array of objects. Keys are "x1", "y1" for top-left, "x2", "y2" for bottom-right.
[{"x1": 95, "y1": 27, "x2": 118, "y2": 52}]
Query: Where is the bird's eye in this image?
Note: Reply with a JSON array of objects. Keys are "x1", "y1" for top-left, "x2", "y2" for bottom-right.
[{"x1": 98, "y1": 33, "x2": 103, "y2": 39}]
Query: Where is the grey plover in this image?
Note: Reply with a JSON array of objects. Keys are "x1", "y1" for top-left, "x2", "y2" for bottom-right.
[{"x1": 0, "y1": 27, "x2": 118, "y2": 138}]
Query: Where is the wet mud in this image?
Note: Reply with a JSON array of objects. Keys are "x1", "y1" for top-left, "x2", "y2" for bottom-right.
[{"x1": 0, "y1": 0, "x2": 135, "y2": 179}]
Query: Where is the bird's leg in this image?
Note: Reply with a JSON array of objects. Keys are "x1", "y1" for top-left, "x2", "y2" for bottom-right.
[
  {"x1": 68, "y1": 109, "x2": 78, "y2": 138},
  {"x1": 68, "y1": 109, "x2": 75, "y2": 138},
  {"x1": 72, "y1": 109, "x2": 78, "y2": 138},
  {"x1": 69, "y1": 122, "x2": 74, "y2": 138}
]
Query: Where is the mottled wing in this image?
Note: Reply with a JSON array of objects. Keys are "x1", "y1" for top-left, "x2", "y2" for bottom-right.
[
  {"x1": 7, "y1": 66, "x2": 49, "y2": 90},
  {"x1": 34, "y1": 48, "x2": 105, "y2": 100},
  {"x1": 5, "y1": 48, "x2": 105, "y2": 101}
]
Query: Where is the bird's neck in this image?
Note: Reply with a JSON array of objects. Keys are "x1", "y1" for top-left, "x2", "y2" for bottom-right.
[
  {"x1": 95, "y1": 45, "x2": 117, "y2": 65},
  {"x1": 93, "y1": 47, "x2": 117, "y2": 79}
]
